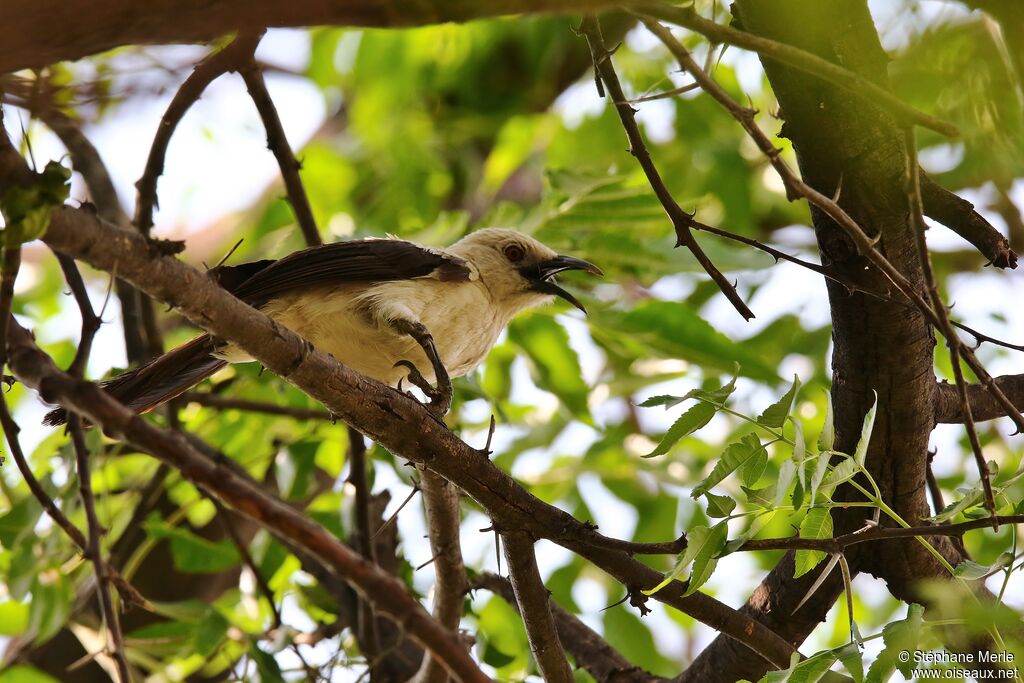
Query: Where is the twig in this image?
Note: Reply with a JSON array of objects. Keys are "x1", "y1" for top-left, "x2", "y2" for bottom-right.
[
  {"x1": 904, "y1": 129, "x2": 995, "y2": 519},
  {"x1": 579, "y1": 15, "x2": 755, "y2": 321},
  {"x1": 501, "y1": 531, "x2": 574, "y2": 683},
  {"x1": 133, "y1": 31, "x2": 264, "y2": 235},
  {"x1": 413, "y1": 470, "x2": 469, "y2": 683},
  {"x1": 55, "y1": 253, "x2": 103, "y2": 378},
  {"x1": 69, "y1": 415, "x2": 133, "y2": 683},
  {"x1": 182, "y1": 391, "x2": 334, "y2": 420},
  {"x1": 951, "y1": 321, "x2": 1024, "y2": 353},
  {"x1": 925, "y1": 450, "x2": 945, "y2": 517},
  {"x1": 373, "y1": 481, "x2": 421, "y2": 539},
  {"x1": 629, "y1": 81, "x2": 700, "y2": 103},
  {"x1": 642, "y1": 18, "x2": 1024, "y2": 435},
  {"x1": 737, "y1": 515, "x2": 1024, "y2": 553},
  {"x1": 239, "y1": 50, "x2": 321, "y2": 247},
  {"x1": 637, "y1": 4, "x2": 960, "y2": 137}
]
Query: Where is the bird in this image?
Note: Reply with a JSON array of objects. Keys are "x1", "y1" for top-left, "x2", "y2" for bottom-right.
[{"x1": 44, "y1": 228, "x2": 602, "y2": 425}]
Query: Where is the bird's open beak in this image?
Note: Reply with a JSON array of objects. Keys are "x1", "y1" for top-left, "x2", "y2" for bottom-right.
[{"x1": 521, "y1": 255, "x2": 603, "y2": 313}]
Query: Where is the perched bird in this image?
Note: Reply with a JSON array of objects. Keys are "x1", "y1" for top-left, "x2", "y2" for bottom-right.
[{"x1": 44, "y1": 228, "x2": 601, "y2": 425}]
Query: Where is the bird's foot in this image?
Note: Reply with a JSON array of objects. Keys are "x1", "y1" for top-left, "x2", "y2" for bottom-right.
[{"x1": 394, "y1": 359, "x2": 452, "y2": 416}]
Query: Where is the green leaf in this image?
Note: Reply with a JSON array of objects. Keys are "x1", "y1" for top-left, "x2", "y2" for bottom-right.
[
  {"x1": 704, "y1": 491, "x2": 737, "y2": 518},
  {"x1": 757, "y1": 375, "x2": 801, "y2": 428},
  {"x1": 817, "y1": 393, "x2": 835, "y2": 453},
  {"x1": 638, "y1": 394, "x2": 685, "y2": 409},
  {"x1": 821, "y1": 456, "x2": 860, "y2": 494},
  {"x1": 930, "y1": 484, "x2": 985, "y2": 523},
  {"x1": 835, "y1": 642, "x2": 865, "y2": 683},
  {"x1": 791, "y1": 417, "x2": 807, "y2": 490},
  {"x1": 809, "y1": 451, "x2": 833, "y2": 502},
  {"x1": 794, "y1": 508, "x2": 834, "y2": 578},
  {"x1": 853, "y1": 392, "x2": 877, "y2": 467},
  {"x1": 740, "y1": 447, "x2": 768, "y2": 488},
  {"x1": 645, "y1": 401, "x2": 717, "y2": 457},
  {"x1": 682, "y1": 522, "x2": 728, "y2": 597},
  {"x1": 144, "y1": 517, "x2": 240, "y2": 574},
  {"x1": 786, "y1": 651, "x2": 839, "y2": 683},
  {"x1": 599, "y1": 301, "x2": 778, "y2": 380},
  {"x1": 866, "y1": 604, "x2": 924, "y2": 683},
  {"x1": 692, "y1": 434, "x2": 764, "y2": 497},
  {"x1": 644, "y1": 522, "x2": 727, "y2": 597},
  {"x1": 953, "y1": 552, "x2": 1013, "y2": 580},
  {"x1": 250, "y1": 644, "x2": 286, "y2": 683},
  {"x1": 774, "y1": 460, "x2": 798, "y2": 508}
]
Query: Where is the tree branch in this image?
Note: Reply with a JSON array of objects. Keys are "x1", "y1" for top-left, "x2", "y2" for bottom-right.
[
  {"x1": 133, "y1": 31, "x2": 264, "y2": 236},
  {"x1": 579, "y1": 15, "x2": 755, "y2": 321},
  {"x1": 34, "y1": 202, "x2": 796, "y2": 670},
  {"x1": 239, "y1": 49, "x2": 322, "y2": 248},
  {"x1": 921, "y1": 175, "x2": 1017, "y2": 269},
  {"x1": 936, "y1": 374, "x2": 1024, "y2": 423},
  {"x1": 0, "y1": 0, "x2": 650, "y2": 74},
  {"x1": 738, "y1": 515, "x2": 1024, "y2": 553},
  {"x1": 501, "y1": 531, "x2": 574, "y2": 683},
  {"x1": 905, "y1": 130, "x2": 995, "y2": 517}
]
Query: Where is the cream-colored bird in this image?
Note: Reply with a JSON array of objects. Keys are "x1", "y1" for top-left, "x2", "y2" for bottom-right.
[{"x1": 44, "y1": 228, "x2": 601, "y2": 425}]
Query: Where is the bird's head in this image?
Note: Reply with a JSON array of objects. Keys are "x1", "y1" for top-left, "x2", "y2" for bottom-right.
[{"x1": 450, "y1": 228, "x2": 603, "y2": 313}]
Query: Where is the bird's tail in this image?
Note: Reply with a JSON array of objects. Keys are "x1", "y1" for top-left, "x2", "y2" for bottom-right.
[{"x1": 43, "y1": 334, "x2": 227, "y2": 426}]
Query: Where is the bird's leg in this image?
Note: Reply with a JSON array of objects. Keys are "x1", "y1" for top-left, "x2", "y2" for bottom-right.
[{"x1": 391, "y1": 320, "x2": 452, "y2": 416}]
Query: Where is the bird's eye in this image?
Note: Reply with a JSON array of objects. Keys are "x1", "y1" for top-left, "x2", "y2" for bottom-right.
[{"x1": 503, "y1": 244, "x2": 526, "y2": 262}]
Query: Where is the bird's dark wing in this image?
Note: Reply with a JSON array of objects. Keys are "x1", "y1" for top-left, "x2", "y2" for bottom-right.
[{"x1": 210, "y1": 239, "x2": 471, "y2": 307}]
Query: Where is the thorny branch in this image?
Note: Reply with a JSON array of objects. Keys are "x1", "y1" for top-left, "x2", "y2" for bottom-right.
[
  {"x1": 134, "y1": 31, "x2": 264, "y2": 236},
  {"x1": 904, "y1": 129, "x2": 996, "y2": 518},
  {"x1": 239, "y1": 47, "x2": 322, "y2": 248},
  {"x1": 579, "y1": 15, "x2": 756, "y2": 321}
]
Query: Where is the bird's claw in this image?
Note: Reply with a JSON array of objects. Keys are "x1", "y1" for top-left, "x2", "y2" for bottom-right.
[{"x1": 393, "y1": 360, "x2": 452, "y2": 416}]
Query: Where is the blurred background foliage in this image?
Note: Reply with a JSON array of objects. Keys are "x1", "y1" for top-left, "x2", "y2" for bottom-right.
[{"x1": 1, "y1": 0, "x2": 1023, "y2": 680}]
